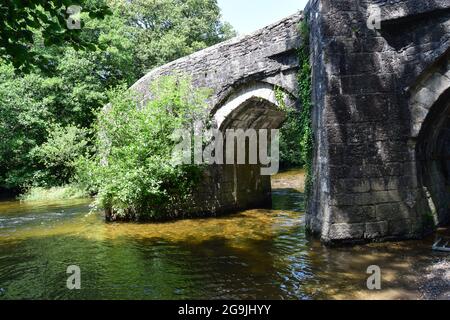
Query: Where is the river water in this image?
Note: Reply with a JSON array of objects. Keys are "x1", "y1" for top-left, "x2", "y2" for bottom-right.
[{"x1": 0, "y1": 170, "x2": 448, "y2": 300}]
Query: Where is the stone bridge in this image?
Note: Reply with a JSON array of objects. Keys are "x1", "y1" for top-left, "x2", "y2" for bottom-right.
[{"x1": 130, "y1": 0, "x2": 450, "y2": 244}]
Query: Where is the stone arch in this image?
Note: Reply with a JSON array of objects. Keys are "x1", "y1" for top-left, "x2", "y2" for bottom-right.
[
  {"x1": 124, "y1": 10, "x2": 302, "y2": 219},
  {"x1": 213, "y1": 82, "x2": 293, "y2": 130},
  {"x1": 409, "y1": 53, "x2": 450, "y2": 138},
  {"x1": 410, "y1": 53, "x2": 450, "y2": 227},
  {"x1": 201, "y1": 82, "x2": 296, "y2": 214}
]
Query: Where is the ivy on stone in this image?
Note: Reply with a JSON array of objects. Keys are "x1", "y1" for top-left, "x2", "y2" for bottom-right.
[{"x1": 298, "y1": 20, "x2": 314, "y2": 198}]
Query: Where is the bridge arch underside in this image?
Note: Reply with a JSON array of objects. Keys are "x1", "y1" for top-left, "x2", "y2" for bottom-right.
[
  {"x1": 416, "y1": 88, "x2": 450, "y2": 227},
  {"x1": 190, "y1": 85, "x2": 289, "y2": 216}
]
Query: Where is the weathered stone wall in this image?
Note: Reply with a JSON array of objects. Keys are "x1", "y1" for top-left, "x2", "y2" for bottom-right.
[{"x1": 305, "y1": 0, "x2": 450, "y2": 244}]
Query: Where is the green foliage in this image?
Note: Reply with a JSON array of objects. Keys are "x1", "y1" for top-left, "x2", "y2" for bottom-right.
[
  {"x1": 274, "y1": 86, "x2": 303, "y2": 169},
  {"x1": 279, "y1": 110, "x2": 304, "y2": 169},
  {"x1": 30, "y1": 125, "x2": 89, "y2": 186},
  {"x1": 18, "y1": 184, "x2": 89, "y2": 201},
  {"x1": 111, "y1": 0, "x2": 235, "y2": 73},
  {"x1": 0, "y1": 63, "x2": 56, "y2": 189},
  {"x1": 0, "y1": 58, "x2": 110, "y2": 189},
  {"x1": 0, "y1": 0, "x2": 235, "y2": 193},
  {"x1": 78, "y1": 76, "x2": 211, "y2": 220},
  {"x1": 273, "y1": 22, "x2": 313, "y2": 172},
  {"x1": 297, "y1": 20, "x2": 314, "y2": 196},
  {"x1": 0, "y1": 0, "x2": 111, "y2": 72}
]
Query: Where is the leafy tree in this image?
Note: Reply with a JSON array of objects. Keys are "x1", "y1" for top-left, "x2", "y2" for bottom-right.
[
  {"x1": 111, "y1": 0, "x2": 235, "y2": 73},
  {"x1": 0, "y1": 0, "x2": 111, "y2": 72},
  {"x1": 30, "y1": 124, "x2": 89, "y2": 186},
  {"x1": 0, "y1": 63, "x2": 56, "y2": 188}
]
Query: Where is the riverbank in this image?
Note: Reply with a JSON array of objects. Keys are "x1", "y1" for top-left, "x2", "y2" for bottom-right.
[{"x1": 17, "y1": 185, "x2": 89, "y2": 202}]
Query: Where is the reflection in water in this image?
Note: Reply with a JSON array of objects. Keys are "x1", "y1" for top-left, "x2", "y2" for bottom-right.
[{"x1": 0, "y1": 169, "x2": 448, "y2": 300}]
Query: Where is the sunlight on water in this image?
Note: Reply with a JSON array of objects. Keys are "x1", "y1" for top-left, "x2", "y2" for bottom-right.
[{"x1": 0, "y1": 169, "x2": 448, "y2": 300}]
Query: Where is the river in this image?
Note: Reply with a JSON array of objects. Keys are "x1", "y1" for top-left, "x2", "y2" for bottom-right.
[{"x1": 0, "y1": 170, "x2": 448, "y2": 300}]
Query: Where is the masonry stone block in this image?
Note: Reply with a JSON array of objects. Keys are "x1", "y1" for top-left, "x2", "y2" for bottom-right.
[
  {"x1": 330, "y1": 205, "x2": 376, "y2": 224},
  {"x1": 365, "y1": 221, "x2": 389, "y2": 239},
  {"x1": 328, "y1": 223, "x2": 366, "y2": 240}
]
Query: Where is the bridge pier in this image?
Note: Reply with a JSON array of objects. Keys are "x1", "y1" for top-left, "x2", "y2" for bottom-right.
[{"x1": 306, "y1": 0, "x2": 450, "y2": 244}]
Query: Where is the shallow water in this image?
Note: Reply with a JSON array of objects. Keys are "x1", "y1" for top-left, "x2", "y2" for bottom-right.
[{"x1": 0, "y1": 170, "x2": 448, "y2": 300}]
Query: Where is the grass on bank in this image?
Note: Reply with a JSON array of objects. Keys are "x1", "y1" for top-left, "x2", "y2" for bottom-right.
[{"x1": 18, "y1": 185, "x2": 89, "y2": 202}]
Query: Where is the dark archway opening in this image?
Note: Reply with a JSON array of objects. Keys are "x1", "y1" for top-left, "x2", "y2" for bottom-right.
[
  {"x1": 416, "y1": 89, "x2": 450, "y2": 227},
  {"x1": 218, "y1": 96, "x2": 286, "y2": 211}
]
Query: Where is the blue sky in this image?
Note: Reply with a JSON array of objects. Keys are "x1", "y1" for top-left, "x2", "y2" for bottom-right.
[{"x1": 218, "y1": 0, "x2": 309, "y2": 35}]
